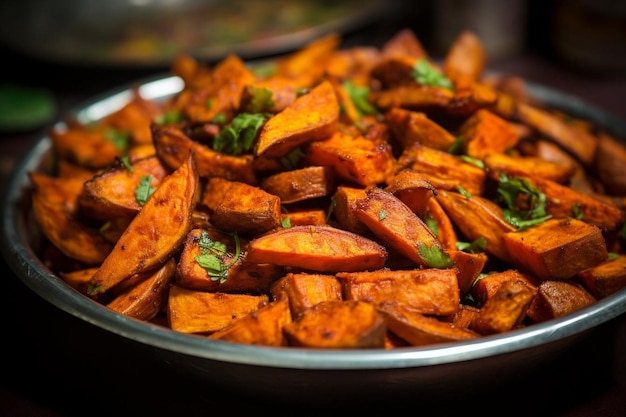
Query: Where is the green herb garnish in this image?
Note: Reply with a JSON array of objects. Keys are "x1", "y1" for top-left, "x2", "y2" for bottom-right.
[
  {"x1": 497, "y1": 173, "x2": 552, "y2": 229},
  {"x1": 194, "y1": 230, "x2": 241, "y2": 284},
  {"x1": 412, "y1": 58, "x2": 454, "y2": 91},
  {"x1": 417, "y1": 244, "x2": 454, "y2": 268},
  {"x1": 213, "y1": 112, "x2": 269, "y2": 155},
  {"x1": 135, "y1": 175, "x2": 156, "y2": 206}
]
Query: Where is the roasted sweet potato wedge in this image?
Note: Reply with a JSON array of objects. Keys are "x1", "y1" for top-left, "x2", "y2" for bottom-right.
[
  {"x1": 283, "y1": 300, "x2": 386, "y2": 348},
  {"x1": 209, "y1": 298, "x2": 292, "y2": 346},
  {"x1": 270, "y1": 272, "x2": 343, "y2": 319},
  {"x1": 502, "y1": 218, "x2": 608, "y2": 281},
  {"x1": 470, "y1": 279, "x2": 536, "y2": 334},
  {"x1": 107, "y1": 257, "x2": 176, "y2": 321},
  {"x1": 436, "y1": 189, "x2": 515, "y2": 262},
  {"x1": 244, "y1": 225, "x2": 388, "y2": 272},
  {"x1": 168, "y1": 285, "x2": 269, "y2": 334},
  {"x1": 378, "y1": 302, "x2": 479, "y2": 346},
  {"x1": 515, "y1": 102, "x2": 598, "y2": 166},
  {"x1": 87, "y1": 154, "x2": 198, "y2": 296},
  {"x1": 30, "y1": 173, "x2": 114, "y2": 265},
  {"x1": 201, "y1": 177, "x2": 281, "y2": 236},
  {"x1": 254, "y1": 80, "x2": 339, "y2": 158},
  {"x1": 526, "y1": 280, "x2": 596, "y2": 322},
  {"x1": 518, "y1": 175, "x2": 624, "y2": 232},
  {"x1": 470, "y1": 269, "x2": 539, "y2": 305},
  {"x1": 305, "y1": 130, "x2": 396, "y2": 187},
  {"x1": 483, "y1": 152, "x2": 576, "y2": 184},
  {"x1": 578, "y1": 255, "x2": 626, "y2": 299},
  {"x1": 260, "y1": 165, "x2": 335, "y2": 204},
  {"x1": 353, "y1": 186, "x2": 453, "y2": 268},
  {"x1": 176, "y1": 228, "x2": 284, "y2": 293},
  {"x1": 152, "y1": 123, "x2": 258, "y2": 185},
  {"x1": 338, "y1": 268, "x2": 460, "y2": 316},
  {"x1": 384, "y1": 107, "x2": 457, "y2": 151},
  {"x1": 396, "y1": 144, "x2": 487, "y2": 196},
  {"x1": 330, "y1": 186, "x2": 369, "y2": 234},
  {"x1": 443, "y1": 30, "x2": 485, "y2": 90},
  {"x1": 80, "y1": 155, "x2": 169, "y2": 219},
  {"x1": 384, "y1": 168, "x2": 437, "y2": 217},
  {"x1": 457, "y1": 108, "x2": 520, "y2": 159}
]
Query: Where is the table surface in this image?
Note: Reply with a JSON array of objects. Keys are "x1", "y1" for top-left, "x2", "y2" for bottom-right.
[{"x1": 1, "y1": 10, "x2": 625, "y2": 416}]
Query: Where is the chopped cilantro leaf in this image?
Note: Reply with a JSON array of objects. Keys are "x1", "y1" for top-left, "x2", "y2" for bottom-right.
[
  {"x1": 213, "y1": 112, "x2": 269, "y2": 155},
  {"x1": 418, "y1": 244, "x2": 454, "y2": 268},
  {"x1": 342, "y1": 80, "x2": 378, "y2": 118},
  {"x1": 135, "y1": 175, "x2": 156, "y2": 206},
  {"x1": 412, "y1": 58, "x2": 454, "y2": 91}
]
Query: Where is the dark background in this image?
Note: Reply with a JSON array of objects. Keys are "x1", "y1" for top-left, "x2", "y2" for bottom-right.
[{"x1": 1, "y1": 1, "x2": 625, "y2": 415}]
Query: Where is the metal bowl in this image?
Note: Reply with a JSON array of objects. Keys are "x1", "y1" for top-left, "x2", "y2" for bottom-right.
[{"x1": 2, "y1": 73, "x2": 626, "y2": 407}]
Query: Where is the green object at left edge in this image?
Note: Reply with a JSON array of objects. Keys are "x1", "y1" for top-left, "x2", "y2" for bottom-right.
[{"x1": 0, "y1": 84, "x2": 55, "y2": 132}]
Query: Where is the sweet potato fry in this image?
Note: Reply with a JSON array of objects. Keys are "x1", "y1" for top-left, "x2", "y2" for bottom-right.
[
  {"x1": 423, "y1": 197, "x2": 459, "y2": 252},
  {"x1": 483, "y1": 152, "x2": 576, "y2": 184},
  {"x1": 260, "y1": 165, "x2": 335, "y2": 204},
  {"x1": 201, "y1": 177, "x2": 281, "y2": 236},
  {"x1": 384, "y1": 168, "x2": 437, "y2": 217},
  {"x1": 49, "y1": 124, "x2": 126, "y2": 170},
  {"x1": 456, "y1": 108, "x2": 520, "y2": 159},
  {"x1": 515, "y1": 102, "x2": 598, "y2": 165},
  {"x1": 271, "y1": 272, "x2": 343, "y2": 318},
  {"x1": 330, "y1": 186, "x2": 369, "y2": 234},
  {"x1": 152, "y1": 123, "x2": 258, "y2": 185},
  {"x1": 593, "y1": 131, "x2": 626, "y2": 195},
  {"x1": 518, "y1": 175, "x2": 624, "y2": 231},
  {"x1": 281, "y1": 209, "x2": 327, "y2": 227},
  {"x1": 107, "y1": 257, "x2": 176, "y2": 321},
  {"x1": 177, "y1": 54, "x2": 256, "y2": 123},
  {"x1": 338, "y1": 268, "x2": 460, "y2": 316},
  {"x1": 168, "y1": 285, "x2": 269, "y2": 334},
  {"x1": 80, "y1": 155, "x2": 169, "y2": 219},
  {"x1": 451, "y1": 250, "x2": 488, "y2": 295},
  {"x1": 254, "y1": 80, "x2": 340, "y2": 158},
  {"x1": 378, "y1": 302, "x2": 479, "y2": 346},
  {"x1": 244, "y1": 225, "x2": 388, "y2": 272},
  {"x1": 369, "y1": 85, "x2": 454, "y2": 111},
  {"x1": 283, "y1": 300, "x2": 386, "y2": 348},
  {"x1": 436, "y1": 189, "x2": 515, "y2": 262},
  {"x1": 526, "y1": 280, "x2": 596, "y2": 322},
  {"x1": 176, "y1": 228, "x2": 284, "y2": 293},
  {"x1": 305, "y1": 130, "x2": 396, "y2": 187},
  {"x1": 469, "y1": 280, "x2": 536, "y2": 334},
  {"x1": 353, "y1": 186, "x2": 452, "y2": 268},
  {"x1": 209, "y1": 298, "x2": 291, "y2": 346},
  {"x1": 443, "y1": 30, "x2": 485, "y2": 90},
  {"x1": 30, "y1": 173, "x2": 114, "y2": 265},
  {"x1": 384, "y1": 107, "x2": 457, "y2": 151},
  {"x1": 87, "y1": 154, "x2": 198, "y2": 296},
  {"x1": 396, "y1": 144, "x2": 487, "y2": 196},
  {"x1": 578, "y1": 255, "x2": 626, "y2": 299},
  {"x1": 502, "y1": 218, "x2": 608, "y2": 281},
  {"x1": 470, "y1": 269, "x2": 539, "y2": 305}
]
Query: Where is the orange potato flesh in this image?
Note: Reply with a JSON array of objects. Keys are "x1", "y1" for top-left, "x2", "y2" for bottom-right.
[
  {"x1": 88, "y1": 154, "x2": 198, "y2": 296},
  {"x1": 244, "y1": 225, "x2": 388, "y2": 273},
  {"x1": 338, "y1": 268, "x2": 460, "y2": 316},
  {"x1": 283, "y1": 300, "x2": 386, "y2": 349},
  {"x1": 168, "y1": 285, "x2": 269, "y2": 334},
  {"x1": 502, "y1": 218, "x2": 608, "y2": 281},
  {"x1": 254, "y1": 80, "x2": 340, "y2": 158}
]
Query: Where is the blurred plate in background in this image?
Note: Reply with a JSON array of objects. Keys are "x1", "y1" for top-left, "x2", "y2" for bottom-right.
[{"x1": 0, "y1": 0, "x2": 386, "y2": 67}]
